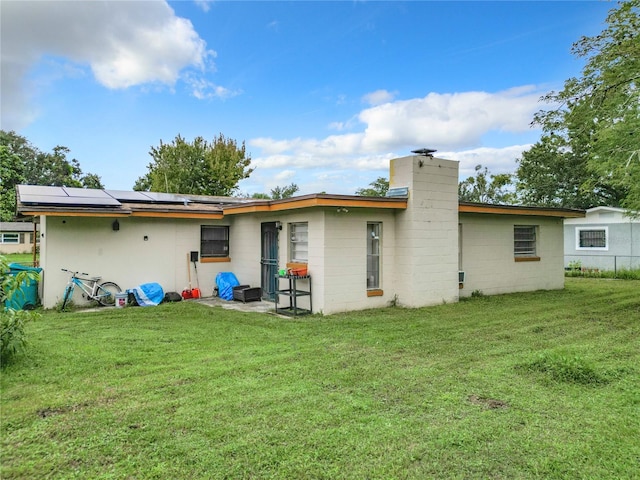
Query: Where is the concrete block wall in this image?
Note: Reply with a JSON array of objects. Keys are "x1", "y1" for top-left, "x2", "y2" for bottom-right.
[
  {"x1": 459, "y1": 214, "x2": 565, "y2": 296},
  {"x1": 321, "y1": 209, "x2": 396, "y2": 314},
  {"x1": 389, "y1": 155, "x2": 460, "y2": 307}
]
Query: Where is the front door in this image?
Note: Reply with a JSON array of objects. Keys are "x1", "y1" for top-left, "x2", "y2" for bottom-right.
[{"x1": 261, "y1": 222, "x2": 279, "y2": 300}]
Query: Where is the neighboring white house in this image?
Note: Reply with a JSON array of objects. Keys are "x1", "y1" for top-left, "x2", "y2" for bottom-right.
[
  {"x1": 564, "y1": 206, "x2": 640, "y2": 272},
  {"x1": 16, "y1": 155, "x2": 584, "y2": 313},
  {"x1": 0, "y1": 222, "x2": 39, "y2": 255}
]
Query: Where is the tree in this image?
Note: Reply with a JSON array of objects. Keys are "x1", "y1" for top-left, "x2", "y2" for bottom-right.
[
  {"x1": 0, "y1": 146, "x2": 24, "y2": 221},
  {"x1": 270, "y1": 183, "x2": 299, "y2": 199},
  {"x1": 458, "y1": 164, "x2": 516, "y2": 204},
  {"x1": 134, "y1": 134, "x2": 254, "y2": 196},
  {"x1": 355, "y1": 177, "x2": 389, "y2": 197},
  {"x1": 250, "y1": 193, "x2": 271, "y2": 199},
  {"x1": 1, "y1": 131, "x2": 103, "y2": 221},
  {"x1": 517, "y1": 0, "x2": 639, "y2": 211}
]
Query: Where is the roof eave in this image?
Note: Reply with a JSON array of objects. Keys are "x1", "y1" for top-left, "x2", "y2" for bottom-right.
[
  {"x1": 459, "y1": 202, "x2": 585, "y2": 218},
  {"x1": 223, "y1": 193, "x2": 408, "y2": 214}
]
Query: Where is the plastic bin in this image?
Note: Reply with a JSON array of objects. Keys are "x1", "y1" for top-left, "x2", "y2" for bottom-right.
[{"x1": 5, "y1": 263, "x2": 43, "y2": 310}]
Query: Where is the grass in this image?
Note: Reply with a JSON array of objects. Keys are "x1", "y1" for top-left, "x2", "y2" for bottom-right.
[
  {"x1": 1, "y1": 253, "x2": 39, "y2": 267},
  {"x1": 1, "y1": 278, "x2": 639, "y2": 479},
  {"x1": 565, "y1": 267, "x2": 640, "y2": 280}
]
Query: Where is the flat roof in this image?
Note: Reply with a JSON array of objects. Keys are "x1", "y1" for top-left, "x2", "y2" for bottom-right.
[
  {"x1": 459, "y1": 202, "x2": 585, "y2": 218},
  {"x1": 16, "y1": 185, "x2": 585, "y2": 219}
]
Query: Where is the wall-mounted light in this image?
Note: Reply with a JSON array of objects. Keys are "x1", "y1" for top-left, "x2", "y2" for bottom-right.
[
  {"x1": 275, "y1": 221, "x2": 283, "y2": 231},
  {"x1": 112, "y1": 219, "x2": 120, "y2": 231}
]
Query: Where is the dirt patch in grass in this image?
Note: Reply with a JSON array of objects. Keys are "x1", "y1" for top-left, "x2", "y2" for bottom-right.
[
  {"x1": 467, "y1": 395, "x2": 509, "y2": 409},
  {"x1": 37, "y1": 402, "x2": 90, "y2": 418}
]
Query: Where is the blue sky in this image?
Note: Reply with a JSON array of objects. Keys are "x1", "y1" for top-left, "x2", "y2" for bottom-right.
[{"x1": 1, "y1": 1, "x2": 613, "y2": 196}]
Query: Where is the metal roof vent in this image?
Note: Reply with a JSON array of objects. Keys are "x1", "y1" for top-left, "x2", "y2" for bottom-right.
[{"x1": 411, "y1": 148, "x2": 437, "y2": 157}]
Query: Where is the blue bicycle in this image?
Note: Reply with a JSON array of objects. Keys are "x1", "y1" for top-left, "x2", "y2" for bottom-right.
[{"x1": 61, "y1": 268, "x2": 121, "y2": 309}]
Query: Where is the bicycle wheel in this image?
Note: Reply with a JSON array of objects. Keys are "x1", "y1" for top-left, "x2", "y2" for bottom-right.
[
  {"x1": 95, "y1": 282, "x2": 122, "y2": 306},
  {"x1": 61, "y1": 284, "x2": 74, "y2": 310}
]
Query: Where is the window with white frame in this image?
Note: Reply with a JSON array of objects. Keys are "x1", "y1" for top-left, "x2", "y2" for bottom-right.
[
  {"x1": 514, "y1": 225, "x2": 537, "y2": 258},
  {"x1": 367, "y1": 223, "x2": 381, "y2": 289},
  {"x1": 576, "y1": 227, "x2": 608, "y2": 250},
  {"x1": 289, "y1": 222, "x2": 308, "y2": 262},
  {"x1": 200, "y1": 226, "x2": 229, "y2": 258},
  {"x1": 1, "y1": 233, "x2": 20, "y2": 244}
]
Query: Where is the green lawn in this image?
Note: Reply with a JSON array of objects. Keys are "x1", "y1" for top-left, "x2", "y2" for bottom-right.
[
  {"x1": 1, "y1": 253, "x2": 39, "y2": 267},
  {"x1": 1, "y1": 278, "x2": 639, "y2": 479}
]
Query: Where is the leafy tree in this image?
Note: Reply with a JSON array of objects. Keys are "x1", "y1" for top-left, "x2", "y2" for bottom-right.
[
  {"x1": 0, "y1": 146, "x2": 24, "y2": 221},
  {"x1": 248, "y1": 184, "x2": 300, "y2": 200},
  {"x1": 355, "y1": 177, "x2": 389, "y2": 197},
  {"x1": 24, "y1": 146, "x2": 85, "y2": 187},
  {"x1": 135, "y1": 134, "x2": 254, "y2": 196},
  {"x1": 0, "y1": 131, "x2": 103, "y2": 221},
  {"x1": 517, "y1": 0, "x2": 639, "y2": 211},
  {"x1": 81, "y1": 173, "x2": 104, "y2": 189},
  {"x1": 250, "y1": 193, "x2": 271, "y2": 199},
  {"x1": 270, "y1": 183, "x2": 299, "y2": 199},
  {"x1": 458, "y1": 164, "x2": 516, "y2": 204}
]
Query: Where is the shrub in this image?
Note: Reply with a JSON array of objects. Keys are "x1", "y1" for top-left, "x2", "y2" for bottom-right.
[{"x1": 0, "y1": 255, "x2": 40, "y2": 367}]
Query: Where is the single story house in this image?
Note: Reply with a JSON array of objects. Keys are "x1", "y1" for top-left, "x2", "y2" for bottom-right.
[
  {"x1": 0, "y1": 221, "x2": 39, "y2": 255},
  {"x1": 564, "y1": 206, "x2": 639, "y2": 272},
  {"x1": 16, "y1": 155, "x2": 584, "y2": 313}
]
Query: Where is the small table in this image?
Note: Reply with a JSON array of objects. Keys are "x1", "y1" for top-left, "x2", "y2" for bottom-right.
[{"x1": 275, "y1": 274, "x2": 312, "y2": 316}]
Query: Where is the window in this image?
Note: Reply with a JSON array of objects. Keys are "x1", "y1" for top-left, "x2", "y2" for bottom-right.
[
  {"x1": 576, "y1": 227, "x2": 608, "y2": 250},
  {"x1": 290, "y1": 223, "x2": 308, "y2": 262},
  {"x1": 514, "y1": 225, "x2": 538, "y2": 259},
  {"x1": 200, "y1": 226, "x2": 229, "y2": 258},
  {"x1": 367, "y1": 223, "x2": 381, "y2": 289},
  {"x1": 1, "y1": 233, "x2": 19, "y2": 244}
]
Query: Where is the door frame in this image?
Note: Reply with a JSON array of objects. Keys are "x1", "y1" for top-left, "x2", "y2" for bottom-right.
[{"x1": 260, "y1": 222, "x2": 279, "y2": 300}]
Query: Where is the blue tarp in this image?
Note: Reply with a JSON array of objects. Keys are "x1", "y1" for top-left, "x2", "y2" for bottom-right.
[
  {"x1": 216, "y1": 272, "x2": 240, "y2": 301},
  {"x1": 128, "y1": 282, "x2": 164, "y2": 307}
]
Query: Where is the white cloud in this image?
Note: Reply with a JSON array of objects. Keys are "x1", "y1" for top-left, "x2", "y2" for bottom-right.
[
  {"x1": 441, "y1": 145, "x2": 532, "y2": 179},
  {"x1": 249, "y1": 87, "x2": 541, "y2": 170},
  {"x1": 194, "y1": 0, "x2": 214, "y2": 13},
  {"x1": 242, "y1": 145, "x2": 530, "y2": 196},
  {"x1": 362, "y1": 89, "x2": 398, "y2": 106},
  {"x1": 359, "y1": 86, "x2": 541, "y2": 151},
  {"x1": 184, "y1": 74, "x2": 242, "y2": 100},
  {"x1": 274, "y1": 170, "x2": 296, "y2": 182},
  {"x1": 0, "y1": 0, "x2": 217, "y2": 130},
  {"x1": 245, "y1": 88, "x2": 541, "y2": 194}
]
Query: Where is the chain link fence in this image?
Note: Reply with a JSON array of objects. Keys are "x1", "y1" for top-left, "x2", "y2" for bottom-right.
[{"x1": 565, "y1": 254, "x2": 640, "y2": 275}]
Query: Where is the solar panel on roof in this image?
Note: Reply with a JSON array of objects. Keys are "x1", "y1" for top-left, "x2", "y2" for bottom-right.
[
  {"x1": 18, "y1": 195, "x2": 121, "y2": 206},
  {"x1": 18, "y1": 185, "x2": 67, "y2": 197},
  {"x1": 143, "y1": 192, "x2": 191, "y2": 204},
  {"x1": 63, "y1": 187, "x2": 113, "y2": 198},
  {"x1": 105, "y1": 190, "x2": 154, "y2": 202}
]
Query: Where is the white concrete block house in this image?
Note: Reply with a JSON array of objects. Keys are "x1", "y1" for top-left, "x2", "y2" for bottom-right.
[
  {"x1": 16, "y1": 155, "x2": 584, "y2": 313},
  {"x1": 564, "y1": 206, "x2": 639, "y2": 271}
]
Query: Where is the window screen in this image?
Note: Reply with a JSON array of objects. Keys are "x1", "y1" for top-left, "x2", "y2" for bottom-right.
[
  {"x1": 367, "y1": 223, "x2": 381, "y2": 289},
  {"x1": 514, "y1": 225, "x2": 536, "y2": 257},
  {"x1": 290, "y1": 223, "x2": 308, "y2": 262},
  {"x1": 578, "y1": 229, "x2": 606, "y2": 248},
  {"x1": 201, "y1": 226, "x2": 229, "y2": 258}
]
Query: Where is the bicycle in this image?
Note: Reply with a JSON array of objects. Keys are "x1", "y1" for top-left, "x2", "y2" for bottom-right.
[{"x1": 61, "y1": 268, "x2": 122, "y2": 309}]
